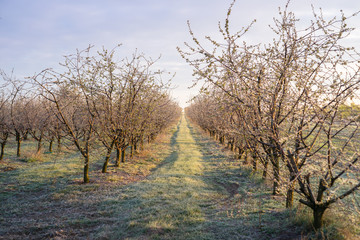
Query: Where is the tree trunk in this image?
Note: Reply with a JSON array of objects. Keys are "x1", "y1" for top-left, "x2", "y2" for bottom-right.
[
  {"x1": 102, "y1": 142, "x2": 114, "y2": 173},
  {"x1": 84, "y1": 154, "x2": 90, "y2": 183},
  {"x1": 101, "y1": 140, "x2": 116, "y2": 173},
  {"x1": 252, "y1": 152, "x2": 257, "y2": 172},
  {"x1": 130, "y1": 145, "x2": 134, "y2": 158},
  {"x1": 102, "y1": 155, "x2": 111, "y2": 173},
  {"x1": 115, "y1": 148, "x2": 121, "y2": 167},
  {"x1": 36, "y1": 136, "x2": 42, "y2": 154},
  {"x1": 286, "y1": 181, "x2": 295, "y2": 208},
  {"x1": 286, "y1": 174, "x2": 296, "y2": 208},
  {"x1": 262, "y1": 158, "x2": 269, "y2": 180},
  {"x1": 313, "y1": 206, "x2": 327, "y2": 229},
  {"x1": 272, "y1": 156, "x2": 280, "y2": 195},
  {"x1": 16, "y1": 131, "x2": 21, "y2": 157},
  {"x1": 238, "y1": 147, "x2": 244, "y2": 160},
  {"x1": 57, "y1": 136, "x2": 62, "y2": 152},
  {"x1": 121, "y1": 148, "x2": 126, "y2": 163},
  {"x1": 0, "y1": 141, "x2": 6, "y2": 161},
  {"x1": 48, "y1": 139, "x2": 53, "y2": 153},
  {"x1": 244, "y1": 150, "x2": 249, "y2": 165}
]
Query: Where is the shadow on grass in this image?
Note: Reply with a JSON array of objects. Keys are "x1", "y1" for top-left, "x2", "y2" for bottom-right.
[
  {"x1": 187, "y1": 121, "x2": 307, "y2": 240},
  {"x1": 0, "y1": 145, "x2": 93, "y2": 238},
  {"x1": 148, "y1": 121, "x2": 181, "y2": 175},
  {"x1": 97, "y1": 118, "x2": 216, "y2": 239}
]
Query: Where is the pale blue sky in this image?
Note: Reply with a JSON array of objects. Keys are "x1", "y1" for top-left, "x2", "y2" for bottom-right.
[{"x1": 1, "y1": 0, "x2": 359, "y2": 107}]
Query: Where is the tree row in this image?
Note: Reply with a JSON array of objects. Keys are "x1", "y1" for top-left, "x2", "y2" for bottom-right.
[
  {"x1": 0, "y1": 45, "x2": 181, "y2": 183},
  {"x1": 181, "y1": 2, "x2": 360, "y2": 229}
]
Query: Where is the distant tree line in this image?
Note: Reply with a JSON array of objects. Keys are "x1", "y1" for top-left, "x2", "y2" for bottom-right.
[
  {"x1": 0, "y1": 45, "x2": 181, "y2": 183},
  {"x1": 180, "y1": 1, "x2": 360, "y2": 229}
]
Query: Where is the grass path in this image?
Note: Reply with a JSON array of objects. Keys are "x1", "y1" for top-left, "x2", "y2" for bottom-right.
[{"x1": 104, "y1": 115, "x2": 221, "y2": 239}]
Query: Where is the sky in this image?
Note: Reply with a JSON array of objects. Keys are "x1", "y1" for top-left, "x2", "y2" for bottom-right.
[{"x1": 1, "y1": 0, "x2": 360, "y2": 107}]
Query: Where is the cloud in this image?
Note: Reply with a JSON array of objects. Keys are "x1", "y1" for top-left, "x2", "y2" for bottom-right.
[{"x1": 1, "y1": 0, "x2": 359, "y2": 107}]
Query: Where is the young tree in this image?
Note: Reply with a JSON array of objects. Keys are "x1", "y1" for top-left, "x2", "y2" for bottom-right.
[
  {"x1": 24, "y1": 98, "x2": 51, "y2": 154},
  {"x1": 0, "y1": 86, "x2": 10, "y2": 161},
  {"x1": 33, "y1": 46, "x2": 100, "y2": 183},
  {"x1": 8, "y1": 83, "x2": 29, "y2": 158}
]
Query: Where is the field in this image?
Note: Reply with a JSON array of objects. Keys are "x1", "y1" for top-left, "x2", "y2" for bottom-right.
[{"x1": 0, "y1": 116, "x2": 359, "y2": 239}]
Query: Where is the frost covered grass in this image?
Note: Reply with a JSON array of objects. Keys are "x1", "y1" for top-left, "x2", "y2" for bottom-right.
[
  {"x1": 95, "y1": 117, "x2": 307, "y2": 240},
  {"x1": 0, "y1": 127, "x2": 175, "y2": 239},
  {"x1": 1, "y1": 116, "x2": 358, "y2": 239}
]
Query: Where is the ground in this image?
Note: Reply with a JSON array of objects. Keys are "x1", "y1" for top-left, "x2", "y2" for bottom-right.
[{"x1": 0, "y1": 116, "x2": 337, "y2": 239}]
